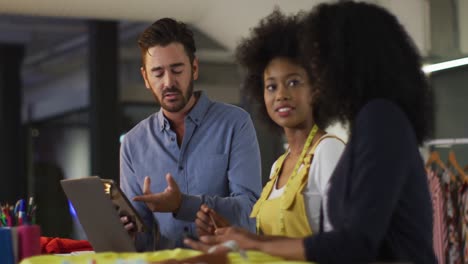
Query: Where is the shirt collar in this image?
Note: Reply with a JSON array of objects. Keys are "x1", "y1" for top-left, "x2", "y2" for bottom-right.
[
  {"x1": 157, "y1": 111, "x2": 168, "y2": 131},
  {"x1": 187, "y1": 91, "x2": 211, "y2": 126},
  {"x1": 156, "y1": 90, "x2": 211, "y2": 131}
]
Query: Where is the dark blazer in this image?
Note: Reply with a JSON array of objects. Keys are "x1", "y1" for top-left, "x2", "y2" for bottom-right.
[{"x1": 304, "y1": 99, "x2": 436, "y2": 264}]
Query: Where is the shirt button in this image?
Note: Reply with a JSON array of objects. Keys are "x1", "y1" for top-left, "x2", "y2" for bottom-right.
[
  {"x1": 179, "y1": 166, "x2": 184, "y2": 170},
  {"x1": 170, "y1": 137, "x2": 175, "y2": 142}
]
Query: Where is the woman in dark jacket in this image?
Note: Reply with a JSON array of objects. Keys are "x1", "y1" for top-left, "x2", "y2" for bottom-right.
[{"x1": 186, "y1": 2, "x2": 436, "y2": 263}]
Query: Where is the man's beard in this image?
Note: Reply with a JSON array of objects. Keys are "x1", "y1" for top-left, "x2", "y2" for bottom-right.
[{"x1": 152, "y1": 79, "x2": 194, "y2": 113}]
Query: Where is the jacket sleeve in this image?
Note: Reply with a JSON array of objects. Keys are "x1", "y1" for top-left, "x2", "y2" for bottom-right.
[{"x1": 304, "y1": 100, "x2": 418, "y2": 263}]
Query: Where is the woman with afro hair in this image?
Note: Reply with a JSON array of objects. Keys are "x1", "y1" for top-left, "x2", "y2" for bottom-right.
[
  {"x1": 186, "y1": 2, "x2": 436, "y2": 264},
  {"x1": 193, "y1": 9, "x2": 345, "y2": 238}
]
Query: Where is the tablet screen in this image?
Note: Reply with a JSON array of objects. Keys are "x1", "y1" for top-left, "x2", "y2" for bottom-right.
[{"x1": 101, "y1": 179, "x2": 147, "y2": 233}]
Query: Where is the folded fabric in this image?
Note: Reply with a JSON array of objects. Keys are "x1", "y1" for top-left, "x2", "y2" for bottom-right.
[{"x1": 40, "y1": 236, "x2": 93, "y2": 254}]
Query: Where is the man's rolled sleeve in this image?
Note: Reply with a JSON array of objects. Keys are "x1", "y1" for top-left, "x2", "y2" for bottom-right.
[{"x1": 174, "y1": 194, "x2": 203, "y2": 222}]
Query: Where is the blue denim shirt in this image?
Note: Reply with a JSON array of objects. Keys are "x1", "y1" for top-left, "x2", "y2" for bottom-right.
[{"x1": 120, "y1": 91, "x2": 262, "y2": 250}]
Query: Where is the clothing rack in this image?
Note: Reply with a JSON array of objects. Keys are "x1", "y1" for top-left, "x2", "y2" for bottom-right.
[{"x1": 425, "y1": 138, "x2": 468, "y2": 147}]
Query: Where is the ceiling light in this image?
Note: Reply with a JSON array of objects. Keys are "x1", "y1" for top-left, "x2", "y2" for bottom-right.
[{"x1": 422, "y1": 57, "x2": 468, "y2": 74}]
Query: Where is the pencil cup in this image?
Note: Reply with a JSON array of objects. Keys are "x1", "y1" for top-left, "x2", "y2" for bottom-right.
[
  {"x1": 17, "y1": 224, "x2": 41, "y2": 261},
  {"x1": 0, "y1": 227, "x2": 15, "y2": 264}
]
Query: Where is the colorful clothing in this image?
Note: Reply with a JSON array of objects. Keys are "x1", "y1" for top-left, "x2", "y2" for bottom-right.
[
  {"x1": 427, "y1": 168, "x2": 447, "y2": 264},
  {"x1": 442, "y1": 169, "x2": 462, "y2": 264}
]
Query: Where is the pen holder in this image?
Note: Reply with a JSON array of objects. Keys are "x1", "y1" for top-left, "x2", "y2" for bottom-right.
[
  {"x1": 0, "y1": 227, "x2": 15, "y2": 264},
  {"x1": 17, "y1": 224, "x2": 41, "y2": 261}
]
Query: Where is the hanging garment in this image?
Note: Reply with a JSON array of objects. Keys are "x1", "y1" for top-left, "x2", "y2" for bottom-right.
[
  {"x1": 427, "y1": 168, "x2": 447, "y2": 264},
  {"x1": 457, "y1": 180, "x2": 468, "y2": 264},
  {"x1": 442, "y1": 169, "x2": 462, "y2": 264}
]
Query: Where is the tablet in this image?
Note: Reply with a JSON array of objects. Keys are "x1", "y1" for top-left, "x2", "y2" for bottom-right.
[
  {"x1": 101, "y1": 178, "x2": 146, "y2": 233},
  {"x1": 61, "y1": 176, "x2": 144, "y2": 252}
]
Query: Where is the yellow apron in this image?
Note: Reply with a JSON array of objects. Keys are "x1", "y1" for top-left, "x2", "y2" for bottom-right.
[{"x1": 251, "y1": 126, "x2": 338, "y2": 237}]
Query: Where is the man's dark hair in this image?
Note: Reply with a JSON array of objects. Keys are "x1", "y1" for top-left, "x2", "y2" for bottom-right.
[
  {"x1": 235, "y1": 9, "x2": 320, "y2": 131},
  {"x1": 301, "y1": 2, "x2": 434, "y2": 145},
  {"x1": 138, "y1": 18, "x2": 196, "y2": 66}
]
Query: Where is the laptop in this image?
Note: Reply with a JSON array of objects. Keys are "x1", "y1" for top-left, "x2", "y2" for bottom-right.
[{"x1": 60, "y1": 176, "x2": 137, "y2": 252}]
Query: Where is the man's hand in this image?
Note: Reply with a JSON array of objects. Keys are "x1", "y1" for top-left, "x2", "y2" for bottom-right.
[
  {"x1": 114, "y1": 203, "x2": 136, "y2": 240},
  {"x1": 195, "y1": 204, "x2": 230, "y2": 236},
  {"x1": 120, "y1": 213, "x2": 137, "y2": 240},
  {"x1": 133, "y1": 173, "x2": 182, "y2": 213}
]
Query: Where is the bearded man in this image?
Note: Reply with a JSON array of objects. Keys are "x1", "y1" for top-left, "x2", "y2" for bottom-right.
[{"x1": 119, "y1": 18, "x2": 261, "y2": 251}]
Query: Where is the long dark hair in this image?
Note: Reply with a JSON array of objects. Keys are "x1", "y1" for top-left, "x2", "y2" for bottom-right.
[{"x1": 301, "y1": 2, "x2": 434, "y2": 145}]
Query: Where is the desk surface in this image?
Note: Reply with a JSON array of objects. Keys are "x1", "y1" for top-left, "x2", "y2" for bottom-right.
[{"x1": 20, "y1": 249, "x2": 311, "y2": 264}]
